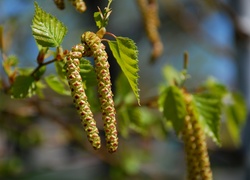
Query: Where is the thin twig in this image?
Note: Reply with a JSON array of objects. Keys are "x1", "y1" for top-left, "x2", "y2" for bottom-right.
[{"x1": 30, "y1": 58, "x2": 57, "y2": 77}]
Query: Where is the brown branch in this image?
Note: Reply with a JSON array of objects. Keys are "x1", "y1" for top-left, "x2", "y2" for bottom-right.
[{"x1": 30, "y1": 58, "x2": 57, "y2": 77}]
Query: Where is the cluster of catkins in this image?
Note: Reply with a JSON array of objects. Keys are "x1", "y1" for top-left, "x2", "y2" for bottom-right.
[
  {"x1": 182, "y1": 93, "x2": 212, "y2": 180},
  {"x1": 65, "y1": 31, "x2": 118, "y2": 153},
  {"x1": 53, "y1": 0, "x2": 86, "y2": 12}
]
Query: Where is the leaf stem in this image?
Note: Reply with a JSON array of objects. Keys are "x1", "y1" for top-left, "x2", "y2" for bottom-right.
[{"x1": 105, "y1": 32, "x2": 117, "y2": 39}]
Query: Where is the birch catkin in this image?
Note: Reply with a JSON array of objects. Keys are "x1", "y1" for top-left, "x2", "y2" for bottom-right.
[
  {"x1": 182, "y1": 94, "x2": 212, "y2": 180},
  {"x1": 66, "y1": 44, "x2": 101, "y2": 150},
  {"x1": 81, "y1": 32, "x2": 118, "y2": 153},
  {"x1": 69, "y1": 0, "x2": 86, "y2": 12},
  {"x1": 136, "y1": 0, "x2": 163, "y2": 62}
]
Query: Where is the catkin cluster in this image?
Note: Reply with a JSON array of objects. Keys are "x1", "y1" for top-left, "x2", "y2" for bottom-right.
[
  {"x1": 81, "y1": 31, "x2": 118, "y2": 153},
  {"x1": 65, "y1": 44, "x2": 101, "y2": 150},
  {"x1": 182, "y1": 94, "x2": 212, "y2": 180}
]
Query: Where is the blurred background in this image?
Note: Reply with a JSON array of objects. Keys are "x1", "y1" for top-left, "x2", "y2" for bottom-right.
[{"x1": 0, "y1": 0, "x2": 250, "y2": 179}]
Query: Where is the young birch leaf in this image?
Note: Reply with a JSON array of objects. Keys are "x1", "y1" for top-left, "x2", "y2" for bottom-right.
[
  {"x1": 45, "y1": 74, "x2": 70, "y2": 95},
  {"x1": 163, "y1": 86, "x2": 186, "y2": 134},
  {"x1": 192, "y1": 94, "x2": 221, "y2": 145},
  {"x1": 79, "y1": 59, "x2": 97, "y2": 87},
  {"x1": 224, "y1": 93, "x2": 247, "y2": 146},
  {"x1": 94, "y1": 12, "x2": 103, "y2": 29},
  {"x1": 108, "y1": 37, "x2": 140, "y2": 104},
  {"x1": 32, "y1": 2, "x2": 67, "y2": 47},
  {"x1": 162, "y1": 65, "x2": 183, "y2": 86},
  {"x1": 11, "y1": 76, "x2": 36, "y2": 98}
]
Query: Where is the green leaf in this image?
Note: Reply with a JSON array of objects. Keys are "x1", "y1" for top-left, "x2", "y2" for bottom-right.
[
  {"x1": 33, "y1": 66, "x2": 46, "y2": 80},
  {"x1": 108, "y1": 37, "x2": 140, "y2": 104},
  {"x1": 18, "y1": 68, "x2": 34, "y2": 76},
  {"x1": 35, "y1": 81, "x2": 46, "y2": 98},
  {"x1": 223, "y1": 93, "x2": 247, "y2": 145},
  {"x1": 94, "y1": 12, "x2": 103, "y2": 29},
  {"x1": 118, "y1": 106, "x2": 163, "y2": 138},
  {"x1": 85, "y1": 86, "x2": 100, "y2": 112},
  {"x1": 79, "y1": 59, "x2": 97, "y2": 87},
  {"x1": 55, "y1": 60, "x2": 66, "y2": 79},
  {"x1": 11, "y1": 76, "x2": 36, "y2": 98},
  {"x1": 162, "y1": 86, "x2": 186, "y2": 133},
  {"x1": 31, "y1": 2, "x2": 67, "y2": 47},
  {"x1": 192, "y1": 94, "x2": 221, "y2": 145},
  {"x1": 115, "y1": 73, "x2": 136, "y2": 106},
  {"x1": 45, "y1": 74, "x2": 70, "y2": 95},
  {"x1": 162, "y1": 65, "x2": 183, "y2": 86},
  {"x1": 203, "y1": 77, "x2": 228, "y2": 98}
]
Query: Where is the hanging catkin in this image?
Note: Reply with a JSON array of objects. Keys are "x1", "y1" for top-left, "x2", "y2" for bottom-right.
[
  {"x1": 81, "y1": 32, "x2": 118, "y2": 153},
  {"x1": 182, "y1": 93, "x2": 212, "y2": 180},
  {"x1": 136, "y1": 0, "x2": 163, "y2": 62},
  {"x1": 65, "y1": 44, "x2": 101, "y2": 150},
  {"x1": 69, "y1": 0, "x2": 86, "y2": 12}
]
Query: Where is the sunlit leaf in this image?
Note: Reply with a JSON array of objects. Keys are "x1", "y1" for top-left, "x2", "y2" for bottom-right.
[
  {"x1": 79, "y1": 58, "x2": 97, "y2": 87},
  {"x1": 203, "y1": 77, "x2": 228, "y2": 97},
  {"x1": 224, "y1": 93, "x2": 247, "y2": 145},
  {"x1": 162, "y1": 86, "x2": 186, "y2": 133},
  {"x1": 94, "y1": 11, "x2": 103, "y2": 29},
  {"x1": 192, "y1": 94, "x2": 221, "y2": 145},
  {"x1": 45, "y1": 74, "x2": 70, "y2": 95},
  {"x1": 115, "y1": 73, "x2": 136, "y2": 106},
  {"x1": 162, "y1": 65, "x2": 183, "y2": 86},
  {"x1": 55, "y1": 60, "x2": 66, "y2": 79},
  {"x1": 108, "y1": 37, "x2": 140, "y2": 104},
  {"x1": 32, "y1": 2, "x2": 67, "y2": 47}
]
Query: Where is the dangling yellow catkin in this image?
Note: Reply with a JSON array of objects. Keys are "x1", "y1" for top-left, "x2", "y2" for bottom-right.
[
  {"x1": 182, "y1": 93, "x2": 212, "y2": 180},
  {"x1": 136, "y1": 0, "x2": 163, "y2": 63},
  {"x1": 66, "y1": 44, "x2": 101, "y2": 150},
  {"x1": 81, "y1": 32, "x2": 118, "y2": 153}
]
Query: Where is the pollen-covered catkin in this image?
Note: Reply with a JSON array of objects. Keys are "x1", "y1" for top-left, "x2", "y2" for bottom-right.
[
  {"x1": 182, "y1": 115, "x2": 201, "y2": 180},
  {"x1": 191, "y1": 116, "x2": 212, "y2": 180},
  {"x1": 81, "y1": 32, "x2": 118, "y2": 153},
  {"x1": 182, "y1": 93, "x2": 212, "y2": 180},
  {"x1": 69, "y1": 0, "x2": 86, "y2": 12},
  {"x1": 66, "y1": 44, "x2": 101, "y2": 150},
  {"x1": 136, "y1": 0, "x2": 163, "y2": 62}
]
